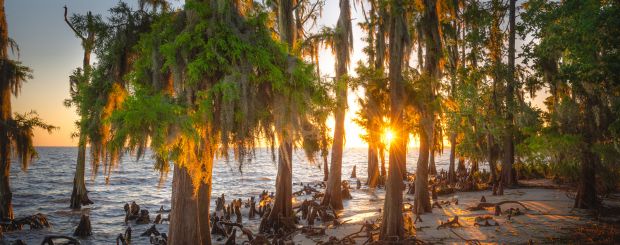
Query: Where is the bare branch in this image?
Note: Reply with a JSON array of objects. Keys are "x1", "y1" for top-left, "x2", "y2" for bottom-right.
[{"x1": 64, "y1": 5, "x2": 86, "y2": 41}]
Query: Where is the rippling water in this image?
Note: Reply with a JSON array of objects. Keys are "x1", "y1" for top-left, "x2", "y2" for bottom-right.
[{"x1": 4, "y1": 147, "x2": 453, "y2": 244}]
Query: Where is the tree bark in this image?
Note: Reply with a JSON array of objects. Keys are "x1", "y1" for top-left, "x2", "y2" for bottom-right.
[
  {"x1": 502, "y1": 0, "x2": 517, "y2": 188},
  {"x1": 367, "y1": 143, "x2": 380, "y2": 188},
  {"x1": 70, "y1": 140, "x2": 93, "y2": 209},
  {"x1": 414, "y1": 0, "x2": 442, "y2": 215},
  {"x1": 487, "y1": 134, "x2": 499, "y2": 183},
  {"x1": 168, "y1": 166, "x2": 211, "y2": 245},
  {"x1": 574, "y1": 97, "x2": 598, "y2": 209},
  {"x1": 414, "y1": 125, "x2": 432, "y2": 214},
  {"x1": 448, "y1": 133, "x2": 457, "y2": 184},
  {"x1": 379, "y1": 0, "x2": 407, "y2": 239},
  {"x1": 323, "y1": 155, "x2": 328, "y2": 182},
  {"x1": 266, "y1": 141, "x2": 294, "y2": 228},
  {"x1": 0, "y1": 0, "x2": 13, "y2": 220},
  {"x1": 323, "y1": 0, "x2": 351, "y2": 211},
  {"x1": 65, "y1": 5, "x2": 95, "y2": 209}
]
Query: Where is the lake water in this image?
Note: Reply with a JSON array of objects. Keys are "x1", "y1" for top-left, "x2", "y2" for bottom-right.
[{"x1": 3, "y1": 146, "x2": 454, "y2": 244}]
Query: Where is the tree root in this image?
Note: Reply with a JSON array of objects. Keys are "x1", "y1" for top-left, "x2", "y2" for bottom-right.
[
  {"x1": 437, "y1": 216, "x2": 462, "y2": 229},
  {"x1": 41, "y1": 235, "x2": 80, "y2": 245},
  {"x1": 1, "y1": 213, "x2": 51, "y2": 231},
  {"x1": 141, "y1": 224, "x2": 160, "y2": 237},
  {"x1": 293, "y1": 185, "x2": 321, "y2": 196},
  {"x1": 466, "y1": 200, "x2": 529, "y2": 212},
  {"x1": 301, "y1": 226, "x2": 326, "y2": 237}
]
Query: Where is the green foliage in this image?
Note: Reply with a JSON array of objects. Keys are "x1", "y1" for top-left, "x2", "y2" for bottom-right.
[
  {"x1": 0, "y1": 59, "x2": 33, "y2": 97},
  {"x1": 110, "y1": 1, "x2": 330, "y2": 188},
  {"x1": 1, "y1": 111, "x2": 57, "y2": 171},
  {"x1": 521, "y1": 0, "x2": 620, "y2": 193}
]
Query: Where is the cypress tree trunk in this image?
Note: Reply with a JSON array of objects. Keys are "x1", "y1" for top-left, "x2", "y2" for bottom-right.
[
  {"x1": 265, "y1": 0, "x2": 296, "y2": 230},
  {"x1": 448, "y1": 134, "x2": 457, "y2": 184},
  {"x1": 70, "y1": 139, "x2": 93, "y2": 209},
  {"x1": 414, "y1": 127, "x2": 432, "y2": 213},
  {"x1": 379, "y1": 146, "x2": 386, "y2": 180},
  {"x1": 267, "y1": 141, "x2": 294, "y2": 228},
  {"x1": 323, "y1": 0, "x2": 351, "y2": 210},
  {"x1": 364, "y1": 0, "x2": 380, "y2": 189},
  {"x1": 0, "y1": 0, "x2": 13, "y2": 220},
  {"x1": 457, "y1": 156, "x2": 466, "y2": 173},
  {"x1": 374, "y1": 0, "x2": 387, "y2": 186},
  {"x1": 429, "y1": 122, "x2": 437, "y2": 176},
  {"x1": 487, "y1": 134, "x2": 498, "y2": 183},
  {"x1": 323, "y1": 156, "x2": 328, "y2": 182},
  {"x1": 502, "y1": 0, "x2": 517, "y2": 188},
  {"x1": 169, "y1": 166, "x2": 211, "y2": 245},
  {"x1": 428, "y1": 129, "x2": 437, "y2": 175},
  {"x1": 64, "y1": 6, "x2": 95, "y2": 209},
  {"x1": 414, "y1": 0, "x2": 442, "y2": 215},
  {"x1": 379, "y1": 0, "x2": 407, "y2": 239},
  {"x1": 574, "y1": 97, "x2": 598, "y2": 209},
  {"x1": 0, "y1": 79, "x2": 12, "y2": 220},
  {"x1": 367, "y1": 144, "x2": 380, "y2": 188}
]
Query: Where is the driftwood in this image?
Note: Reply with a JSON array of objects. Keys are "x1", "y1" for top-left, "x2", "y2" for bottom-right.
[
  {"x1": 73, "y1": 214, "x2": 92, "y2": 237},
  {"x1": 467, "y1": 200, "x2": 529, "y2": 212},
  {"x1": 41, "y1": 236, "x2": 80, "y2": 245},
  {"x1": 436, "y1": 216, "x2": 462, "y2": 229}
]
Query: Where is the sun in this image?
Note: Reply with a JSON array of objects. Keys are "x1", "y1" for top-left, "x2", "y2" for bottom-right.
[{"x1": 383, "y1": 128, "x2": 395, "y2": 144}]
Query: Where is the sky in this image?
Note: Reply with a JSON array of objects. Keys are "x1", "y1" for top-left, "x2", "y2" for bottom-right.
[{"x1": 6, "y1": 0, "x2": 545, "y2": 147}]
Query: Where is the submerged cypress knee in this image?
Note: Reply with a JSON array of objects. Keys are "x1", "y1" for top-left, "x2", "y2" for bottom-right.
[{"x1": 74, "y1": 214, "x2": 92, "y2": 237}]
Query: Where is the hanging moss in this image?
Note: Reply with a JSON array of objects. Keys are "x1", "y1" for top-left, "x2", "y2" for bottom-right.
[{"x1": 110, "y1": 1, "x2": 330, "y2": 193}]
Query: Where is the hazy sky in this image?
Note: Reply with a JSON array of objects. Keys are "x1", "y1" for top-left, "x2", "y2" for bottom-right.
[{"x1": 7, "y1": 0, "x2": 370, "y2": 147}]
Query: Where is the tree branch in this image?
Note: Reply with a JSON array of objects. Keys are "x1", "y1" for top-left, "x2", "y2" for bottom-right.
[{"x1": 64, "y1": 5, "x2": 86, "y2": 41}]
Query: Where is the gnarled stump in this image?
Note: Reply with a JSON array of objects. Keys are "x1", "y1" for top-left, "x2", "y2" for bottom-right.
[{"x1": 74, "y1": 214, "x2": 92, "y2": 237}]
